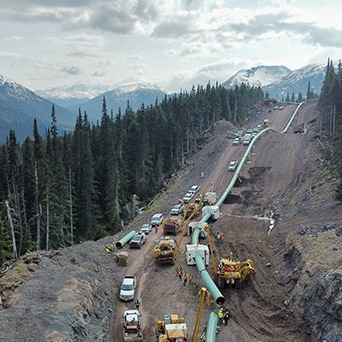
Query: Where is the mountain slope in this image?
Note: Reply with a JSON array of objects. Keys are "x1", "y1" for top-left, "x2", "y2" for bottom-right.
[
  {"x1": 65, "y1": 82, "x2": 168, "y2": 122},
  {"x1": 222, "y1": 64, "x2": 325, "y2": 99},
  {"x1": 222, "y1": 65, "x2": 291, "y2": 88},
  {"x1": 263, "y1": 64, "x2": 325, "y2": 98},
  {"x1": 0, "y1": 75, "x2": 75, "y2": 143}
]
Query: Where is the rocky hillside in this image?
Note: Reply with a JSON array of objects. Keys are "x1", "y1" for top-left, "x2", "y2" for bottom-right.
[{"x1": 0, "y1": 99, "x2": 341, "y2": 342}]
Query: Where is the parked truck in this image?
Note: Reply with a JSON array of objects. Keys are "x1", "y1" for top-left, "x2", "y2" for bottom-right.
[
  {"x1": 154, "y1": 237, "x2": 177, "y2": 265},
  {"x1": 122, "y1": 309, "x2": 143, "y2": 342}
]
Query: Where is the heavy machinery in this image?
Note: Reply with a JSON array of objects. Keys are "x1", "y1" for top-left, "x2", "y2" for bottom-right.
[
  {"x1": 216, "y1": 256, "x2": 255, "y2": 288},
  {"x1": 154, "y1": 237, "x2": 177, "y2": 265},
  {"x1": 262, "y1": 118, "x2": 269, "y2": 127},
  {"x1": 294, "y1": 122, "x2": 304, "y2": 134},
  {"x1": 186, "y1": 222, "x2": 216, "y2": 269},
  {"x1": 191, "y1": 287, "x2": 211, "y2": 342},
  {"x1": 174, "y1": 183, "x2": 216, "y2": 260},
  {"x1": 155, "y1": 314, "x2": 188, "y2": 342},
  {"x1": 162, "y1": 217, "x2": 182, "y2": 235},
  {"x1": 121, "y1": 309, "x2": 143, "y2": 341}
]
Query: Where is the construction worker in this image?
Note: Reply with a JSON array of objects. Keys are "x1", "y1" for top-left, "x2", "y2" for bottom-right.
[
  {"x1": 135, "y1": 298, "x2": 140, "y2": 310},
  {"x1": 188, "y1": 274, "x2": 193, "y2": 284},
  {"x1": 218, "y1": 309, "x2": 224, "y2": 325},
  {"x1": 155, "y1": 225, "x2": 158, "y2": 234},
  {"x1": 179, "y1": 264, "x2": 182, "y2": 272},
  {"x1": 183, "y1": 273, "x2": 188, "y2": 286},
  {"x1": 178, "y1": 269, "x2": 182, "y2": 280},
  {"x1": 223, "y1": 307, "x2": 230, "y2": 325}
]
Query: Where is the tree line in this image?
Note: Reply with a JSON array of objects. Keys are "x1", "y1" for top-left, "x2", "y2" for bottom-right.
[
  {"x1": 317, "y1": 58, "x2": 342, "y2": 199},
  {"x1": 0, "y1": 82, "x2": 263, "y2": 268}
]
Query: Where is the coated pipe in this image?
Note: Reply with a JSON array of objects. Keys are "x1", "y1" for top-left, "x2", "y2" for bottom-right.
[
  {"x1": 195, "y1": 254, "x2": 225, "y2": 305},
  {"x1": 205, "y1": 312, "x2": 218, "y2": 342},
  {"x1": 115, "y1": 230, "x2": 136, "y2": 248}
]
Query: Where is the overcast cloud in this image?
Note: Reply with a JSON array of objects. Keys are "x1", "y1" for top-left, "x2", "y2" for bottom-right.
[{"x1": 0, "y1": 0, "x2": 342, "y2": 94}]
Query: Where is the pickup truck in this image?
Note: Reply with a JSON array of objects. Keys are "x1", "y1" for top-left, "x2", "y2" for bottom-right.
[
  {"x1": 119, "y1": 276, "x2": 136, "y2": 301},
  {"x1": 122, "y1": 309, "x2": 143, "y2": 341},
  {"x1": 129, "y1": 233, "x2": 146, "y2": 249}
]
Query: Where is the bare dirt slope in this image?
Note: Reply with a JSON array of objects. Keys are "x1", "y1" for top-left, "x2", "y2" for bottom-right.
[{"x1": 1, "y1": 100, "x2": 341, "y2": 342}]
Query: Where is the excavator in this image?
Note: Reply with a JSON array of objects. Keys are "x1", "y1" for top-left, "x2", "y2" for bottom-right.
[
  {"x1": 216, "y1": 255, "x2": 255, "y2": 288},
  {"x1": 294, "y1": 122, "x2": 305, "y2": 134}
]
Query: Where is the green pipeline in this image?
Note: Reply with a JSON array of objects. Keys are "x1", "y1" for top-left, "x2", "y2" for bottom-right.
[{"x1": 115, "y1": 230, "x2": 136, "y2": 248}]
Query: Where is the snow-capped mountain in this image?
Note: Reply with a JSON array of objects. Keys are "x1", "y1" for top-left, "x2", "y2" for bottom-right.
[
  {"x1": 222, "y1": 64, "x2": 325, "y2": 99},
  {"x1": 66, "y1": 82, "x2": 168, "y2": 122},
  {"x1": 262, "y1": 64, "x2": 325, "y2": 99},
  {"x1": 0, "y1": 74, "x2": 74, "y2": 143},
  {"x1": 222, "y1": 65, "x2": 291, "y2": 88},
  {"x1": 35, "y1": 84, "x2": 110, "y2": 108}
]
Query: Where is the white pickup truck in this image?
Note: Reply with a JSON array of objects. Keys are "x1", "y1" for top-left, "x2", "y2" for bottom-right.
[{"x1": 119, "y1": 276, "x2": 136, "y2": 301}]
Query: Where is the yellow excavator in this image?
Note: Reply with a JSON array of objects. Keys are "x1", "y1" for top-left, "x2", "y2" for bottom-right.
[{"x1": 216, "y1": 256, "x2": 255, "y2": 288}]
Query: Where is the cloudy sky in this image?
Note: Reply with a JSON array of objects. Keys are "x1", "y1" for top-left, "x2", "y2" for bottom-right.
[{"x1": 1, "y1": 0, "x2": 342, "y2": 96}]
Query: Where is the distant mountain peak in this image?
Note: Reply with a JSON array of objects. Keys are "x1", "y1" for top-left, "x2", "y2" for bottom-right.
[
  {"x1": 223, "y1": 65, "x2": 292, "y2": 89},
  {"x1": 113, "y1": 82, "x2": 167, "y2": 94},
  {"x1": 222, "y1": 64, "x2": 325, "y2": 99}
]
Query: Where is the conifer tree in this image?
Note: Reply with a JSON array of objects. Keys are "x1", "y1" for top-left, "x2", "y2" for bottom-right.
[{"x1": 0, "y1": 217, "x2": 12, "y2": 269}]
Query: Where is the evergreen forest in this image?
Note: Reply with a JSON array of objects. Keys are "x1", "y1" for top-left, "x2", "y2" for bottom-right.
[
  {"x1": 317, "y1": 58, "x2": 342, "y2": 199},
  {"x1": 0, "y1": 82, "x2": 264, "y2": 268}
]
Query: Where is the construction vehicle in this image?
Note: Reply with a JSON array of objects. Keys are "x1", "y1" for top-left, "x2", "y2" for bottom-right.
[
  {"x1": 162, "y1": 216, "x2": 182, "y2": 235},
  {"x1": 216, "y1": 256, "x2": 255, "y2": 288},
  {"x1": 155, "y1": 314, "x2": 188, "y2": 342},
  {"x1": 154, "y1": 237, "x2": 177, "y2": 265},
  {"x1": 262, "y1": 118, "x2": 269, "y2": 127},
  {"x1": 294, "y1": 122, "x2": 304, "y2": 134},
  {"x1": 121, "y1": 309, "x2": 143, "y2": 341},
  {"x1": 172, "y1": 183, "x2": 214, "y2": 259}
]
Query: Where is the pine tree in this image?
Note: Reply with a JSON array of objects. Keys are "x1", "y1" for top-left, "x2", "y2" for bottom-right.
[{"x1": 0, "y1": 217, "x2": 12, "y2": 269}]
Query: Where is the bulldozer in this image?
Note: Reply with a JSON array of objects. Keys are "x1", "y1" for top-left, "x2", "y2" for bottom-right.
[
  {"x1": 262, "y1": 118, "x2": 269, "y2": 127},
  {"x1": 216, "y1": 256, "x2": 255, "y2": 288},
  {"x1": 155, "y1": 314, "x2": 188, "y2": 342},
  {"x1": 154, "y1": 237, "x2": 177, "y2": 265},
  {"x1": 162, "y1": 217, "x2": 182, "y2": 235}
]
